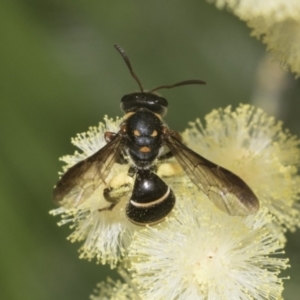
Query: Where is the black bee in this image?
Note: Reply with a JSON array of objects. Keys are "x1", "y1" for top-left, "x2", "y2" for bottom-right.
[{"x1": 53, "y1": 45, "x2": 259, "y2": 225}]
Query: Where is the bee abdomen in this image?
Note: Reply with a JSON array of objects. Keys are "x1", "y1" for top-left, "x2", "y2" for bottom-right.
[{"x1": 126, "y1": 170, "x2": 175, "y2": 225}]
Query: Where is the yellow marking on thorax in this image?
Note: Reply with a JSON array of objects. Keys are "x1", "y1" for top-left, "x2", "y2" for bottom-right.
[
  {"x1": 140, "y1": 146, "x2": 151, "y2": 153},
  {"x1": 134, "y1": 129, "x2": 141, "y2": 136},
  {"x1": 151, "y1": 130, "x2": 158, "y2": 137}
]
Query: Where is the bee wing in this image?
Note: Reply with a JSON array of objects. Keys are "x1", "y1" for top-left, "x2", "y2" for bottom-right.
[
  {"x1": 164, "y1": 134, "x2": 259, "y2": 216},
  {"x1": 53, "y1": 133, "x2": 123, "y2": 207}
]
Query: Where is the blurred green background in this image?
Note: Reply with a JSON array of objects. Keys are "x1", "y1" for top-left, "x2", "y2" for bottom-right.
[{"x1": 1, "y1": 1, "x2": 300, "y2": 299}]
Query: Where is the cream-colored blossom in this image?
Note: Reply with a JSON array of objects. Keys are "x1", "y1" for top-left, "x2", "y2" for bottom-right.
[
  {"x1": 90, "y1": 269, "x2": 141, "y2": 300},
  {"x1": 50, "y1": 116, "x2": 190, "y2": 267},
  {"x1": 210, "y1": 0, "x2": 300, "y2": 20},
  {"x1": 182, "y1": 104, "x2": 300, "y2": 236},
  {"x1": 208, "y1": 0, "x2": 300, "y2": 76},
  {"x1": 50, "y1": 116, "x2": 138, "y2": 267},
  {"x1": 129, "y1": 195, "x2": 289, "y2": 300},
  {"x1": 51, "y1": 105, "x2": 300, "y2": 271}
]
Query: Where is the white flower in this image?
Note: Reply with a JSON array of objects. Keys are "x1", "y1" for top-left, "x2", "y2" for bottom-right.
[
  {"x1": 51, "y1": 105, "x2": 300, "y2": 272},
  {"x1": 182, "y1": 104, "x2": 300, "y2": 237},
  {"x1": 50, "y1": 116, "x2": 138, "y2": 267},
  {"x1": 208, "y1": 0, "x2": 300, "y2": 76},
  {"x1": 49, "y1": 116, "x2": 194, "y2": 267},
  {"x1": 129, "y1": 195, "x2": 289, "y2": 300},
  {"x1": 210, "y1": 0, "x2": 300, "y2": 20},
  {"x1": 90, "y1": 269, "x2": 141, "y2": 300}
]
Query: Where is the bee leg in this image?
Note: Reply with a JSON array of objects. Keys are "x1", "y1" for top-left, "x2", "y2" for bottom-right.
[
  {"x1": 127, "y1": 166, "x2": 136, "y2": 177},
  {"x1": 98, "y1": 187, "x2": 120, "y2": 212},
  {"x1": 98, "y1": 187, "x2": 123, "y2": 212},
  {"x1": 104, "y1": 131, "x2": 116, "y2": 143},
  {"x1": 98, "y1": 203, "x2": 116, "y2": 212},
  {"x1": 99, "y1": 172, "x2": 134, "y2": 212},
  {"x1": 158, "y1": 151, "x2": 174, "y2": 161}
]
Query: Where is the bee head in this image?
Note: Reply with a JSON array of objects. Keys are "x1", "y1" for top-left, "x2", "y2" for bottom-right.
[
  {"x1": 121, "y1": 92, "x2": 168, "y2": 116},
  {"x1": 115, "y1": 44, "x2": 205, "y2": 117}
]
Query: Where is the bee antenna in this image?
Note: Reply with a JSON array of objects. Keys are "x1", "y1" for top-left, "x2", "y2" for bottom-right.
[
  {"x1": 114, "y1": 45, "x2": 144, "y2": 92},
  {"x1": 149, "y1": 79, "x2": 206, "y2": 93}
]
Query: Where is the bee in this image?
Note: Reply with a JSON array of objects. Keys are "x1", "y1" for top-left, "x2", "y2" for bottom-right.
[{"x1": 53, "y1": 45, "x2": 259, "y2": 225}]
